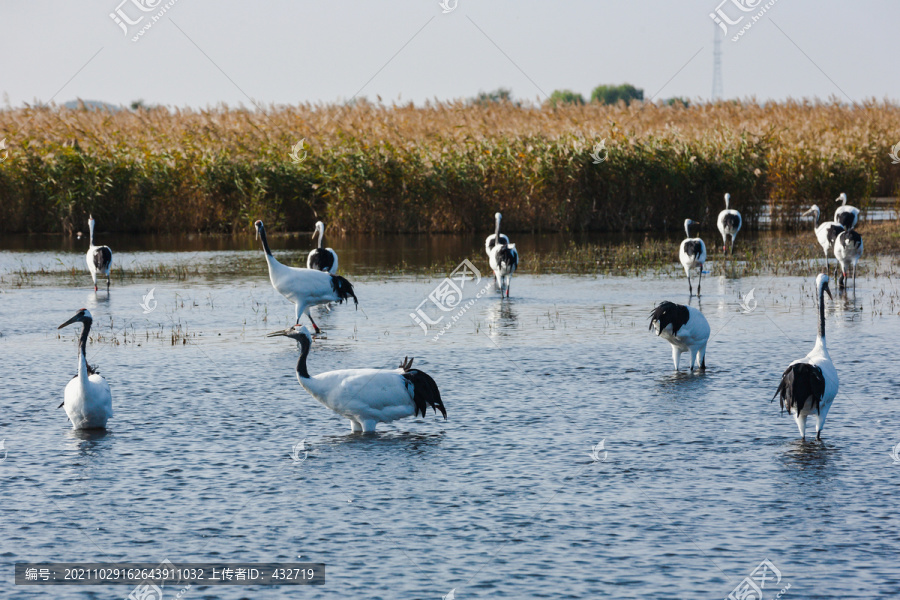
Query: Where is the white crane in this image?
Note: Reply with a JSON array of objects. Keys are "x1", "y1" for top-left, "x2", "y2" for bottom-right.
[
  {"x1": 771, "y1": 273, "x2": 838, "y2": 440},
  {"x1": 484, "y1": 212, "x2": 518, "y2": 297},
  {"x1": 268, "y1": 325, "x2": 446, "y2": 433},
  {"x1": 679, "y1": 219, "x2": 706, "y2": 296},
  {"x1": 86, "y1": 215, "x2": 112, "y2": 292},
  {"x1": 307, "y1": 221, "x2": 338, "y2": 274},
  {"x1": 57, "y1": 308, "x2": 113, "y2": 430},
  {"x1": 255, "y1": 220, "x2": 357, "y2": 334},
  {"x1": 801, "y1": 205, "x2": 844, "y2": 273},
  {"x1": 649, "y1": 301, "x2": 710, "y2": 371},
  {"x1": 833, "y1": 192, "x2": 859, "y2": 230},
  {"x1": 716, "y1": 193, "x2": 742, "y2": 254},
  {"x1": 834, "y1": 229, "x2": 863, "y2": 290}
]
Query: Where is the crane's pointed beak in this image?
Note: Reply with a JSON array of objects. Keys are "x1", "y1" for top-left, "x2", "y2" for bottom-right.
[
  {"x1": 311, "y1": 230, "x2": 317, "y2": 239},
  {"x1": 58, "y1": 314, "x2": 81, "y2": 329},
  {"x1": 266, "y1": 327, "x2": 295, "y2": 338},
  {"x1": 824, "y1": 284, "x2": 832, "y2": 300}
]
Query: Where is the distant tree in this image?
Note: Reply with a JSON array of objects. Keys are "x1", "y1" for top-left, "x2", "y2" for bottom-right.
[
  {"x1": 130, "y1": 99, "x2": 146, "y2": 110},
  {"x1": 547, "y1": 89, "x2": 585, "y2": 107},
  {"x1": 663, "y1": 97, "x2": 690, "y2": 108},
  {"x1": 590, "y1": 84, "x2": 644, "y2": 106},
  {"x1": 471, "y1": 88, "x2": 515, "y2": 106}
]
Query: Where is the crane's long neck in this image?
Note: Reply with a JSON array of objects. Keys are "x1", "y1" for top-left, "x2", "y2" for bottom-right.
[
  {"x1": 494, "y1": 217, "x2": 502, "y2": 244},
  {"x1": 724, "y1": 196, "x2": 730, "y2": 210},
  {"x1": 684, "y1": 222, "x2": 691, "y2": 238},
  {"x1": 295, "y1": 335, "x2": 311, "y2": 380},
  {"x1": 317, "y1": 228, "x2": 325, "y2": 249},
  {"x1": 816, "y1": 285, "x2": 826, "y2": 344},
  {"x1": 78, "y1": 318, "x2": 91, "y2": 381},
  {"x1": 89, "y1": 220, "x2": 95, "y2": 246},
  {"x1": 258, "y1": 226, "x2": 273, "y2": 257}
]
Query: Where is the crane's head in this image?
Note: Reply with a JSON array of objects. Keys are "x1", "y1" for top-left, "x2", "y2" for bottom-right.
[
  {"x1": 802, "y1": 205, "x2": 820, "y2": 221},
  {"x1": 494, "y1": 212, "x2": 502, "y2": 222},
  {"x1": 59, "y1": 308, "x2": 92, "y2": 329},
  {"x1": 312, "y1": 221, "x2": 325, "y2": 239},
  {"x1": 266, "y1": 324, "x2": 313, "y2": 343},
  {"x1": 836, "y1": 192, "x2": 847, "y2": 205},
  {"x1": 254, "y1": 220, "x2": 264, "y2": 240},
  {"x1": 815, "y1": 273, "x2": 832, "y2": 300}
]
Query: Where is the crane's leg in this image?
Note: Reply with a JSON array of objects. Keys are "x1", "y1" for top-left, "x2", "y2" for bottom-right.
[
  {"x1": 697, "y1": 266, "x2": 703, "y2": 297},
  {"x1": 350, "y1": 420, "x2": 362, "y2": 433},
  {"x1": 698, "y1": 344, "x2": 707, "y2": 370},
  {"x1": 106, "y1": 271, "x2": 110, "y2": 293},
  {"x1": 672, "y1": 346, "x2": 680, "y2": 371},
  {"x1": 305, "y1": 308, "x2": 322, "y2": 335},
  {"x1": 92, "y1": 272, "x2": 98, "y2": 292},
  {"x1": 361, "y1": 419, "x2": 377, "y2": 433},
  {"x1": 853, "y1": 262, "x2": 857, "y2": 290},
  {"x1": 795, "y1": 414, "x2": 807, "y2": 440},
  {"x1": 730, "y1": 236, "x2": 736, "y2": 256},
  {"x1": 686, "y1": 270, "x2": 693, "y2": 297},
  {"x1": 505, "y1": 275, "x2": 511, "y2": 297}
]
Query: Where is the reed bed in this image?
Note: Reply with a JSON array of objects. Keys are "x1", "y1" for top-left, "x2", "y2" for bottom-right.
[{"x1": 1, "y1": 99, "x2": 898, "y2": 234}]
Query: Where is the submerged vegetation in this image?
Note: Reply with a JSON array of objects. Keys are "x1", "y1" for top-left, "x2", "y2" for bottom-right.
[{"x1": 0, "y1": 100, "x2": 898, "y2": 235}]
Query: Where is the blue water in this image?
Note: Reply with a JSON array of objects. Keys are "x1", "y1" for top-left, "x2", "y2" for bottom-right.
[{"x1": 1, "y1": 243, "x2": 899, "y2": 599}]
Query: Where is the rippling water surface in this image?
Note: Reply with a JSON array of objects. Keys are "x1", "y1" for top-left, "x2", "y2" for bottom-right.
[{"x1": 1, "y1": 236, "x2": 899, "y2": 599}]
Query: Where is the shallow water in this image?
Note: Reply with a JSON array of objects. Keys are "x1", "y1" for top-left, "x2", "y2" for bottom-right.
[{"x1": 1, "y1": 238, "x2": 899, "y2": 599}]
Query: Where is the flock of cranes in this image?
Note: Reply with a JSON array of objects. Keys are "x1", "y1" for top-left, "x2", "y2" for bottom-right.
[
  {"x1": 58, "y1": 196, "x2": 859, "y2": 440},
  {"x1": 655, "y1": 192, "x2": 859, "y2": 440}
]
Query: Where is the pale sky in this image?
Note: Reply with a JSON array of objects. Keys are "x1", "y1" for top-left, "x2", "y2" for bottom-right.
[{"x1": 1, "y1": 1, "x2": 897, "y2": 109}]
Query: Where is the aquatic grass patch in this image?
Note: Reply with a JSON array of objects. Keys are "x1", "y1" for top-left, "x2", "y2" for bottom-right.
[{"x1": 0, "y1": 100, "x2": 897, "y2": 234}]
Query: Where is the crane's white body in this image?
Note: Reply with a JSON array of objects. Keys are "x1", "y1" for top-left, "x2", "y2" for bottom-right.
[
  {"x1": 270, "y1": 326, "x2": 445, "y2": 433},
  {"x1": 59, "y1": 309, "x2": 112, "y2": 430},
  {"x1": 485, "y1": 212, "x2": 518, "y2": 296},
  {"x1": 803, "y1": 205, "x2": 844, "y2": 272},
  {"x1": 716, "y1": 193, "x2": 742, "y2": 254},
  {"x1": 679, "y1": 219, "x2": 706, "y2": 296},
  {"x1": 307, "y1": 221, "x2": 338, "y2": 274},
  {"x1": 834, "y1": 230, "x2": 863, "y2": 289},
  {"x1": 300, "y1": 368, "x2": 422, "y2": 432},
  {"x1": 651, "y1": 304, "x2": 710, "y2": 371},
  {"x1": 85, "y1": 216, "x2": 112, "y2": 292},
  {"x1": 833, "y1": 192, "x2": 859, "y2": 230}
]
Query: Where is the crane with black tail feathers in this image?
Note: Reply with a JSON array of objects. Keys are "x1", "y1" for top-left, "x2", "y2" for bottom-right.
[
  {"x1": 834, "y1": 229, "x2": 863, "y2": 290},
  {"x1": 833, "y1": 192, "x2": 859, "y2": 230},
  {"x1": 307, "y1": 221, "x2": 338, "y2": 274},
  {"x1": 254, "y1": 220, "x2": 357, "y2": 334},
  {"x1": 267, "y1": 325, "x2": 446, "y2": 433},
  {"x1": 86, "y1": 215, "x2": 112, "y2": 292},
  {"x1": 802, "y1": 205, "x2": 844, "y2": 274},
  {"x1": 772, "y1": 273, "x2": 839, "y2": 440},
  {"x1": 716, "y1": 193, "x2": 742, "y2": 254},
  {"x1": 679, "y1": 219, "x2": 706, "y2": 296},
  {"x1": 485, "y1": 212, "x2": 518, "y2": 297},
  {"x1": 649, "y1": 301, "x2": 710, "y2": 371}
]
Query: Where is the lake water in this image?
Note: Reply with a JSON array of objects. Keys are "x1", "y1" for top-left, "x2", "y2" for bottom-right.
[{"x1": 1, "y1": 234, "x2": 899, "y2": 599}]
